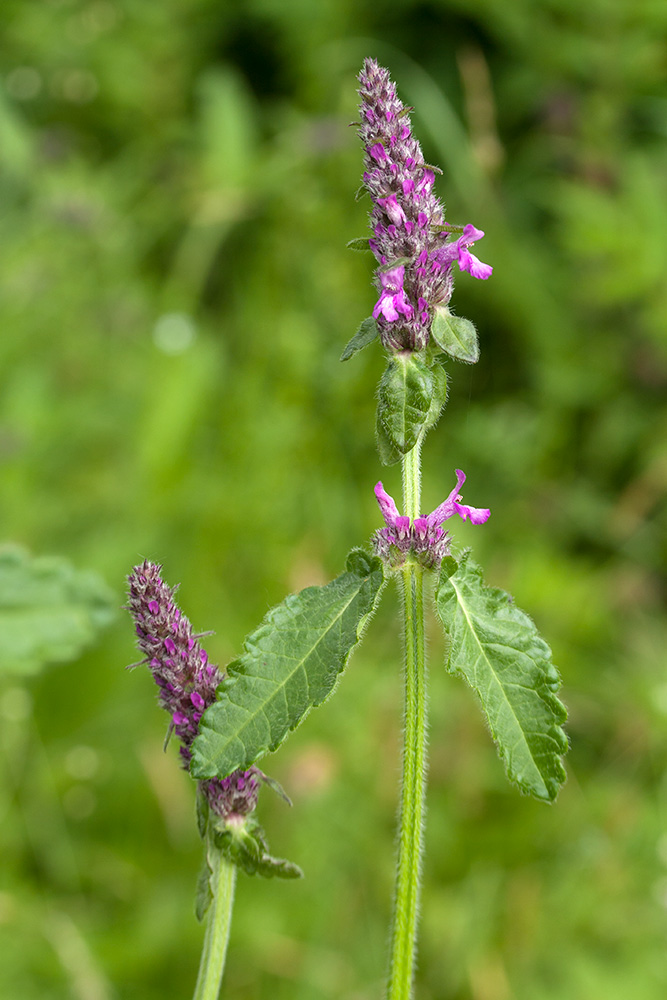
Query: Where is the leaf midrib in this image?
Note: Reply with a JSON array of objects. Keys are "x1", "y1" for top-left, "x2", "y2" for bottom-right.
[
  {"x1": 448, "y1": 577, "x2": 546, "y2": 790},
  {"x1": 203, "y1": 576, "x2": 368, "y2": 765}
]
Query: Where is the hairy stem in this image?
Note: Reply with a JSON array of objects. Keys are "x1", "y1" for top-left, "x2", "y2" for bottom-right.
[
  {"x1": 192, "y1": 848, "x2": 237, "y2": 1000},
  {"x1": 387, "y1": 445, "x2": 428, "y2": 1000}
]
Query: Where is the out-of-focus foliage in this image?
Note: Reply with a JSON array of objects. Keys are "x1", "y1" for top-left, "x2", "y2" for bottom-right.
[
  {"x1": 0, "y1": 1, "x2": 665, "y2": 998},
  {"x1": 0, "y1": 545, "x2": 115, "y2": 677}
]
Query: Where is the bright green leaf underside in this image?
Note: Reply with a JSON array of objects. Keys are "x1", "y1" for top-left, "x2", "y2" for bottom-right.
[
  {"x1": 377, "y1": 354, "x2": 434, "y2": 455},
  {"x1": 191, "y1": 549, "x2": 385, "y2": 779},
  {"x1": 0, "y1": 545, "x2": 116, "y2": 677},
  {"x1": 431, "y1": 307, "x2": 479, "y2": 363},
  {"x1": 435, "y1": 551, "x2": 567, "y2": 802},
  {"x1": 340, "y1": 316, "x2": 378, "y2": 362}
]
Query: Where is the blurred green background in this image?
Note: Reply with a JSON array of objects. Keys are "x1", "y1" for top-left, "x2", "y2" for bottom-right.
[{"x1": 1, "y1": 1, "x2": 666, "y2": 998}]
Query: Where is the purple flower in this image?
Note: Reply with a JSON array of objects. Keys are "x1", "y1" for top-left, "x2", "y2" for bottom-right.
[
  {"x1": 433, "y1": 225, "x2": 494, "y2": 281},
  {"x1": 373, "y1": 265, "x2": 414, "y2": 322},
  {"x1": 373, "y1": 470, "x2": 490, "y2": 569},
  {"x1": 358, "y1": 59, "x2": 492, "y2": 352},
  {"x1": 127, "y1": 560, "x2": 260, "y2": 821}
]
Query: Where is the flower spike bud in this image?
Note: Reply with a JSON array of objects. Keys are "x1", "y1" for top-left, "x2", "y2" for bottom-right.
[
  {"x1": 358, "y1": 59, "x2": 492, "y2": 352},
  {"x1": 127, "y1": 560, "x2": 261, "y2": 822},
  {"x1": 373, "y1": 472, "x2": 489, "y2": 569}
]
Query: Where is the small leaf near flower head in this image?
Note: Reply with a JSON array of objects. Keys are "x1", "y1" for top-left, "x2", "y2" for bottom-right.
[
  {"x1": 377, "y1": 354, "x2": 434, "y2": 455},
  {"x1": 194, "y1": 853, "x2": 214, "y2": 922},
  {"x1": 340, "y1": 316, "x2": 379, "y2": 362},
  {"x1": 431, "y1": 307, "x2": 480, "y2": 364},
  {"x1": 346, "y1": 237, "x2": 374, "y2": 251}
]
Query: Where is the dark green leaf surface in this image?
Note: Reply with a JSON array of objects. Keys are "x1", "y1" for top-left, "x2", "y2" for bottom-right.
[
  {"x1": 191, "y1": 549, "x2": 385, "y2": 779},
  {"x1": 431, "y1": 307, "x2": 480, "y2": 363},
  {"x1": 435, "y1": 552, "x2": 567, "y2": 802},
  {"x1": 340, "y1": 316, "x2": 378, "y2": 361},
  {"x1": 0, "y1": 545, "x2": 116, "y2": 677},
  {"x1": 376, "y1": 354, "x2": 434, "y2": 455}
]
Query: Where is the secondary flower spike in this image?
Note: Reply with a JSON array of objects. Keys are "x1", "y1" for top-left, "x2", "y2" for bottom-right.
[
  {"x1": 373, "y1": 470, "x2": 490, "y2": 569},
  {"x1": 358, "y1": 59, "x2": 492, "y2": 352},
  {"x1": 127, "y1": 560, "x2": 260, "y2": 821}
]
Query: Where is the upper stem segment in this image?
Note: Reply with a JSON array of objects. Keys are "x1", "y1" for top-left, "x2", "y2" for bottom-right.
[
  {"x1": 192, "y1": 847, "x2": 237, "y2": 1000},
  {"x1": 387, "y1": 446, "x2": 428, "y2": 1000}
]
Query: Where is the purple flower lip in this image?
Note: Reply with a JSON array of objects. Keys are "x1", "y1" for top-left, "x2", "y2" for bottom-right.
[
  {"x1": 358, "y1": 59, "x2": 492, "y2": 352},
  {"x1": 373, "y1": 470, "x2": 490, "y2": 569}
]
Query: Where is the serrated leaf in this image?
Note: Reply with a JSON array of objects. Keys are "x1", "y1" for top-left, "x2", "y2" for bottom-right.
[
  {"x1": 434, "y1": 551, "x2": 567, "y2": 802},
  {"x1": 191, "y1": 549, "x2": 385, "y2": 779},
  {"x1": 431, "y1": 307, "x2": 479, "y2": 364},
  {"x1": 340, "y1": 316, "x2": 378, "y2": 362},
  {"x1": 0, "y1": 545, "x2": 116, "y2": 677},
  {"x1": 377, "y1": 355, "x2": 434, "y2": 455}
]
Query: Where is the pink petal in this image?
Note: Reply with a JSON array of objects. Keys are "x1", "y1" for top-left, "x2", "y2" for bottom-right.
[{"x1": 375, "y1": 482, "x2": 401, "y2": 527}]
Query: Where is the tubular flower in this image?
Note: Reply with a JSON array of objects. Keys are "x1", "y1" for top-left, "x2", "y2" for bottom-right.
[
  {"x1": 373, "y1": 470, "x2": 490, "y2": 569},
  {"x1": 358, "y1": 59, "x2": 492, "y2": 352},
  {"x1": 127, "y1": 560, "x2": 259, "y2": 821}
]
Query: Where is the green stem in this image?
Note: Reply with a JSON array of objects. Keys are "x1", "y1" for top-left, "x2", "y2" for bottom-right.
[
  {"x1": 193, "y1": 848, "x2": 237, "y2": 1000},
  {"x1": 387, "y1": 444, "x2": 428, "y2": 1000}
]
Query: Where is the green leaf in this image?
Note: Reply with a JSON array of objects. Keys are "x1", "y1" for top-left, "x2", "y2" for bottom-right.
[
  {"x1": 434, "y1": 551, "x2": 567, "y2": 802},
  {"x1": 422, "y1": 362, "x2": 448, "y2": 434},
  {"x1": 195, "y1": 784, "x2": 210, "y2": 840},
  {"x1": 346, "y1": 237, "x2": 372, "y2": 251},
  {"x1": 0, "y1": 545, "x2": 116, "y2": 677},
  {"x1": 340, "y1": 316, "x2": 378, "y2": 362},
  {"x1": 376, "y1": 408, "x2": 402, "y2": 466},
  {"x1": 191, "y1": 549, "x2": 385, "y2": 779},
  {"x1": 377, "y1": 355, "x2": 434, "y2": 455},
  {"x1": 194, "y1": 852, "x2": 213, "y2": 921},
  {"x1": 378, "y1": 256, "x2": 412, "y2": 272},
  {"x1": 431, "y1": 306, "x2": 480, "y2": 364},
  {"x1": 214, "y1": 818, "x2": 303, "y2": 880}
]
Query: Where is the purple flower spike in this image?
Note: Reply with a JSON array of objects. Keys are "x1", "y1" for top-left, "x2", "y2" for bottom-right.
[
  {"x1": 373, "y1": 471, "x2": 489, "y2": 569},
  {"x1": 127, "y1": 560, "x2": 261, "y2": 821},
  {"x1": 358, "y1": 59, "x2": 492, "y2": 352}
]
